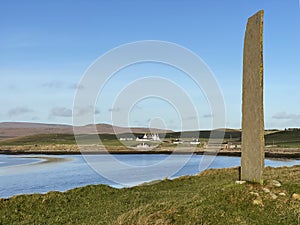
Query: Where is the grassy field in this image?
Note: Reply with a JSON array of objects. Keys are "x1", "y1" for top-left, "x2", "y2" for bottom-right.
[
  {"x1": 0, "y1": 133, "x2": 76, "y2": 146},
  {"x1": 0, "y1": 133, "x2": 121, "y2": 146},
  {"x1": 0, "y1": 129, "x2": 299, "y2": 149},
  {"x1": 0, "y1": 166, "x2": 299, "y2": 225},
  {"x1": 0, "y1": 133, "x2": 204, "y2": 149},
  {"x1": 265, "y1": 129, "x2": 300, "y2": 148}
]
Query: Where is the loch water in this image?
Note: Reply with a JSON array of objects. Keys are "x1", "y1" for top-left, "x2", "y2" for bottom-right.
[{"x1": 0, "y1": 154, "x2": 299, "y2": 198}]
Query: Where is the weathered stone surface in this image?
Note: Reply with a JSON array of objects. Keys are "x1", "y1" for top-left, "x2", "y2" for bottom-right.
[
  {"x1": 269, "y1": 193, "x2": 278, "y2": 200},
  {"x1": 253, "y1": 198, "x2": 263, "y2": 207},
  {"x1": 235, "y1": 180, "x2": 246, "y2": 185},
  {"x1": 269, "y1": 180, "x2": 281, "y2": 187},
  {"x1": 250, "y1": 191, "x2": 259, "y2": 197},
  {"x1": 241, "y1": 10, "x2": 265, "y2": 184},
  {"x1": 262, "y1": 187, "x2": 270, "y2": 193},
  {"x1": 278, "y1": 192, "x2": 286, "y2": 196},
  {"x1": 292, "y1": 193, "x2": 300, "y2": 200}
]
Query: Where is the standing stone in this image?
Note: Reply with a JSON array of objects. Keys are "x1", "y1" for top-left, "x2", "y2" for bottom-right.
[{"x1": 241, "y1": 10, "x2": 265, "y2": 184}]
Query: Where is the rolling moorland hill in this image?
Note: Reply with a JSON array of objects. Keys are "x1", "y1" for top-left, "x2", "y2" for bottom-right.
[
  {"x1": 0, "y1": 122, "x2": 172, "y2": 140},
  {"x1": 0, "y1": 122, "x2": 299, "y2": 148}
]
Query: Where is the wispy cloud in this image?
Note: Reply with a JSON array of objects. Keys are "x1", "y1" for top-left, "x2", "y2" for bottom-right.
[
  {"x1": 8, "y1": 84, "x2": 18, "y2": 90},
  {"x1": 272, "y1": 112, "x2": 300, "y2": 120},
  {"x1": 133, "y1": 104, "x2": 143, "y2": 110},
  {"x1": 203, "y1": 114, "x2": 213, "y2": 118},
  {"x1": 108, "y1": 107, "x2": 121, "y2": 112},
  {"x1": 133, "y1": 120, "x2": 140, "y2": 125},
  {"x1": 7, "y1": 106, "x2": 34, "y2": 117},
  {"x1": 42, "y1": 81, "x2": 83, "y2": 90},
  {"x1": 50, "y1": 107, "x2": 72, "y2": 118},
  {"x1": 31, "y1": 116, "x2": 40, "y2": 121},
  {"x1": 69, "y1": 83, "x2": 84, "y2": 90},
  {"x1": 74, "y1": 106, "x2": 100, "y2": 116},
  {"x1": 94, "y1": 108, "x2": 100, "y2": 115},
  {"x1": 271, "y1": 112, "x2": 300, "y2": 128},
  {"x1": 42, "y1": 81, "x2": 64, "y2": 89}
]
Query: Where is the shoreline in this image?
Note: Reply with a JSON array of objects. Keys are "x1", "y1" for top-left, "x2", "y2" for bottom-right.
[
  {"x1": 1, "y1": 165, "x2": 299, "y2": 224},
  {"x1": 0, "y1": 149, "x2": 299, "y2": 159}
]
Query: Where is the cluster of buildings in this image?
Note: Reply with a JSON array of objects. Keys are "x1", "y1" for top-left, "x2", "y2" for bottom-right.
[
  {"x1": 119, "y1": 133, "x2": 161, "y2": 149},
  {"x1": 172, "y1": 138, "x2": 201, "y2": 145},
  {"x1": 135, "y1": 133, "x2": 161, "y2": 142},
  {"x1": 119, "y1": 137, "x2": 134, "y2": 141},
  {"x1": 119, "y1": 133, "x2": 204, "y2": 149},
  {"x1": 223, "y1": 142, "x2": 241, "y2": 150}
]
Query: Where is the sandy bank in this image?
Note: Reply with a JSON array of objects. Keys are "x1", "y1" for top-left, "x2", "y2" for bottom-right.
[{"x1": 0, "y1": 144, "x2": 299, "y2": 159}]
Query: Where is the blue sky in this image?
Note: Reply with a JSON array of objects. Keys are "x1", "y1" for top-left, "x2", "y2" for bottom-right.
[{"x1": 0, "y1": 0, "x2": 300, "y2": 130}]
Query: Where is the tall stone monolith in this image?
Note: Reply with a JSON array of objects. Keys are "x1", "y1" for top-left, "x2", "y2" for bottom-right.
[{"x1": 241, "y1": 10, "x2": 265, "y2": 184}]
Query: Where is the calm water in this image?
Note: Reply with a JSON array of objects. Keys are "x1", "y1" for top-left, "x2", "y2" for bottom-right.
[{"x1": 0, "y1": 154, "x2": 299, "y2": 198}]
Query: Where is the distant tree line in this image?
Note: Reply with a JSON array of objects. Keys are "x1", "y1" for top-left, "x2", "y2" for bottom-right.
[{"x1": 284, "y1": 128, "x2": 300, "y2": 131}]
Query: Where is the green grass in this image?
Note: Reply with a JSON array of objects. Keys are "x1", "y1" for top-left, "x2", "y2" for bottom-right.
[
  {"x1": 0, "y1": 133, "x2": 124, "y2": 147},
  {"x1": 0, "y1": 133, "x2": 76, "y2": 146},
  {"x1": 0, "y1": 166, "x2": 299, "y2": 225},
  {"x1": 167, "y1": 129, "x2": 241, "y2": 139},
  {"x1": 265, "y1": 130, "x2": 300, "y2": 148},
  {"x1": 0, "y1": 128, "x2": 300, "y2": 149},
  {"x1": 0, "y1": 133, "x2": 206, "y2": 149},
  {"x1": 277, "y1": 142, "x2": 300, "y2": 148}
]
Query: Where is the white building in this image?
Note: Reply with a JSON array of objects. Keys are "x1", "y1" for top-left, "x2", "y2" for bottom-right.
[
  {"x1": 173, "y1": 139, "x2": 183, "y2": 144},
  {"x1": 190, "y1": 139, "x2": 200, "y2": 145},
  {"x1": 151, "y1": 133, "x2": 160, "y2": 141},
  {"x1": 136, "y1": 142, "x2": 150, "y2": 149},
  {"x1": 136, "y1": 133, "x2": 161, "y2": 142}
]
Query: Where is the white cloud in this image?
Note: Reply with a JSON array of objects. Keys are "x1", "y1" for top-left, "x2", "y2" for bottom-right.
[
  {"x1": 185, "y1": 116, "x2": 197, "y2": 120},
  {"x1": 108, "y1": 107, "x2": 121, "y2": 112},
  {"x1": 69, "y1": 83, "x2": 84, "y2": 90},
  {"x1": 7, "y1": 106, "x2": 34, "y2": 117},
  {"x1": 272, "y1": 112, "x2": 300, "y2": 120},
  {"x1": 74, "y1": 106, "x2": 100, "y2": 116},
  {"x1": 42, "y1": 81, "x2": 83, "y2": 90},
  {"x1": 270, "y1": 112, "x2": 300, "y2": 129},
  {"x1": 42, "y1": 81, "x2": 64, "y2": 89},
  {"x1": 50, "y1": 107, "x2": 72, "y2": 118}
]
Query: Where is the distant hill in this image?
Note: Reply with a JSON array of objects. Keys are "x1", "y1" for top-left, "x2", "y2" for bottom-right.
[
  {"x1": 0, "y1": 122, "x2": 70, "y2": 129},
  {"x1": 0, "y1": 122, "x2": 73, "y2": 140},
  {"x1": 165, "y1": 129, "x2": 242, "y2": 139},
  {"x1": 265, "y1": 129, "x2": 300, "y2": 147},
  {"x1": 0, "y1": 122, "x2": 173, "y2": 141},
  {"x1": 0, "y1": 122, "x2": 244, "y2": 141},
  {"x1": 2, "y1": 122, "x2": 296, "y2": 146}
]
